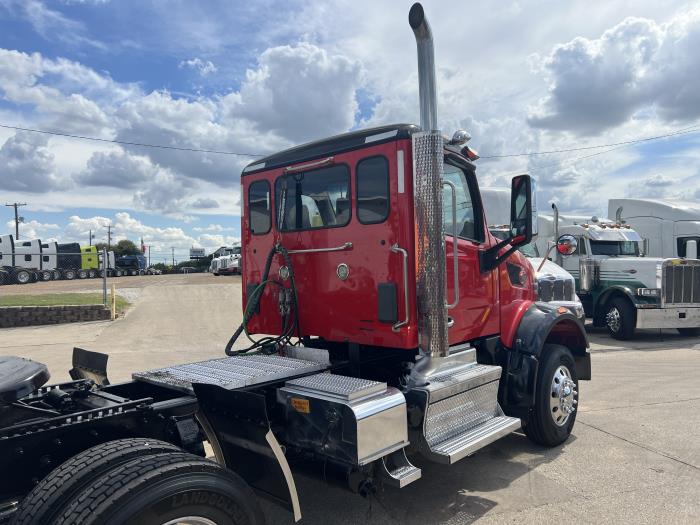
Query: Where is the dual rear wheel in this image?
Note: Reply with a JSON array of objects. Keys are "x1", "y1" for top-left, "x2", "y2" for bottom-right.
[{"x1": 11, "y1": 439, "x2": 264, "y2": 525}]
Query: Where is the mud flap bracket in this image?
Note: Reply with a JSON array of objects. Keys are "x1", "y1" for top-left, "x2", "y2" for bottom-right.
[{"x1": 193, "y1": 383, "x2": 302, "y2": 522}]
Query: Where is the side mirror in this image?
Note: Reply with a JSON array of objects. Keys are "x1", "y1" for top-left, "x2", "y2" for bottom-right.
[
  {"x1": 509, "y1": 174, "x2": 536, "y2": 247},
  {"x1": 556, "y1": 234, "x2": 577, "y2": 256}
]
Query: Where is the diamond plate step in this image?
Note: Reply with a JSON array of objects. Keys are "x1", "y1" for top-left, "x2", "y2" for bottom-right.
[
  {"x1": 133, "y1": 355, "x2": 326, "y2": 394},
  {"x1": 428, "y1": 415, "x2": 521, "y2": 464},
  {"x1": 408, "y1": 360, "x2": 520, "y2": 465}
]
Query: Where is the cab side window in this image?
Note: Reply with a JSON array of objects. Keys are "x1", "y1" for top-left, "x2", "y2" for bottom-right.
[
  {"x1": 576, "y1": 236, "x2": 587, "y2": 255},
  {"x1": 249, "y1": 180, "x2": 271, "y2": 235},
  {"x1": 442, "y1": 163, "x2": 483, "y2": 242},
  {"x1": 678, "y1": 236, "x2": 700, "y2": 257},
  {"x1": 356, "y1": 156, "x2": 389, "y2": 224}
]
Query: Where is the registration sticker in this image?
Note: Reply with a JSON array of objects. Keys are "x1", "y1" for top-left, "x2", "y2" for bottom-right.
[{"x1": 290, "y1": 397, "x2": 310, "y2": 414}]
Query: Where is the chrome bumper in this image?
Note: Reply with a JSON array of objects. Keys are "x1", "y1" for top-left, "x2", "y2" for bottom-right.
[{"x1": 636, "y1": 306, "x2": 700, "y2": 329}]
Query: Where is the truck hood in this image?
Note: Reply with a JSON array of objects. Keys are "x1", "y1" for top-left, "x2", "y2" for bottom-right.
[
  {"x1": 529, "y1": 258, "x2": 574, "y2": 281},
  {"x1": 596, "y1": 256, "x2": 661, "y2": 288}
]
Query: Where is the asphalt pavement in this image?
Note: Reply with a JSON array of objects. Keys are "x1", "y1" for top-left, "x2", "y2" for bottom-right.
[{"x1": 1, "y1": 273, "x2": 698, "y2": 524}]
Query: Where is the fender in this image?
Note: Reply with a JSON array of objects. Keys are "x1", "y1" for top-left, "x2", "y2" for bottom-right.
[
  {"x1": 193, "y1": 383, "x2": 302, "y2": 523},
  {"x1": 596, "y1": 285, "x2": 636, "y2": 311},
  {"x1": 500, "y1": 302, "x2": 590, "y2": 418}
]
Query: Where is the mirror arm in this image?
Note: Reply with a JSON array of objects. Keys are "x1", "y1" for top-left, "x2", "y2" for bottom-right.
[
  {"x1": 537, "y1": 243, "x2": 556, "y2": 272},
  {"x1": 480, "y1": 237, "x2": 519, "y2": 273}
]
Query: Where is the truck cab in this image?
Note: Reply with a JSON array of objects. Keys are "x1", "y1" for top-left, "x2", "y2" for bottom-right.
[
  {"x1": 609, "y1": 198, "x2": 700, "y2": 259},
  {"x1": 536, "y1": 215, "x2": 700, "y2": 339}
]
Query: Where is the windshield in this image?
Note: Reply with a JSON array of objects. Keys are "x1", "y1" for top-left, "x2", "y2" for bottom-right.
[{"x1": 590, "y1": 240, "x2": 639, "y2": 256}]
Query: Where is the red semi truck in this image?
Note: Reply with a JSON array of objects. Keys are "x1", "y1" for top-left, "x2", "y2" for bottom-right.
[{"x1": 0, "y1": 5, "x2": 589, "y2": 524}]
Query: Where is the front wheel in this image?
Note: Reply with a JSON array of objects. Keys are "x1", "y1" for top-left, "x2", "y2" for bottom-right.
[
  {"x1": 604, "y1": 297, "x2": 635, "y2": 340},
  {"x1": 523, "y1": 344, "x2": 578, "y2": 447},
  {"x1": 678, "y1": 327, "x2": 700, "y2": 337}
]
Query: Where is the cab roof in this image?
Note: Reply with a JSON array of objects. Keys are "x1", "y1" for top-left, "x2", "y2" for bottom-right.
[{"x1": 242, "y1": 124, "x2": 419, "y2": 176}]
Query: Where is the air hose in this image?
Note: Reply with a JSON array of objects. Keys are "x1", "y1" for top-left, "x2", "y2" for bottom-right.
[{"x1": 224, "y1": 243, "x2": 301, "y2": 356}]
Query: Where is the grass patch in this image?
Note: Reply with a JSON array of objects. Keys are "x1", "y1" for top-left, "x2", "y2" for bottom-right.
[{"x1": 0, "y1": 293, "x2": 130, "y2": 314}]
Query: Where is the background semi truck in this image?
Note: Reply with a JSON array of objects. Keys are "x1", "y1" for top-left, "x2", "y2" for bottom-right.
[
  {"x1": 535, "y1": 208, "x2": 700, "y2": 339},
  {"x1": 609, "y1": 198, "x2": 700, "y2": 259},
  {"x1": 0, "y1": 5, "x2": 590, "y2": 524},
  {"x1": 481, "y1": 188, "x2": 584, "y2": 320}
]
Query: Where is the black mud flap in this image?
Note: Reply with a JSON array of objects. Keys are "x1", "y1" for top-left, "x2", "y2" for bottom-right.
[
  {"x1": 69, "y1": 347, "x2": 110, "y2": 386},
  {"x1": 192, "y1": 383, "x2": 302, "y2": 522}
]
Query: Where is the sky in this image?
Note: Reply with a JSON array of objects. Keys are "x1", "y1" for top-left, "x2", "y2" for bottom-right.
[{"x1": 1, "y1": 0, "x2": 699, "y2": 261}]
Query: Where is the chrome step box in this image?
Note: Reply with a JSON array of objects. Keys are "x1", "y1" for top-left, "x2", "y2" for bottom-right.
[
  {"x1": 406, "y1": 347, "x2": 520, "y2": 464},
  {"x1": 278, "y1": 373, "x2": 410, "y2": 467}
]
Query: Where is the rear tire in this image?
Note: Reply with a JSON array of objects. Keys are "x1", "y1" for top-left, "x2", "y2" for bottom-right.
[
  {"x1": 40, "y1": 270, "x2": 52, "y2": 281},
  {"x1": 54, "y1": 453, "x2": 264, "y2": 525},
  {"x1": 88, "y1": 269, "x2": 97, "y2": 278},
  {"x1": 11, "y1": 439, "x2": 181, "y2": 525},
  {"x1": 14, "y1": 269, "x2": 32, "y2": 284},
  {"x1": 63, "y1": 269, "x2": 76, "y2": 280},
  {"x1": 604, "y1": 297, "x2": 635, "y2": 340},
  {"x1": 523, "y1": 344, "x2": 578, "y2": 447},
  {"x1": 678, "y1": 327, "x2": 700, "y2": 337}
]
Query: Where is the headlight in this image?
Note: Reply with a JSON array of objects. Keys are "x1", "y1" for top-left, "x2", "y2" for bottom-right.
[{"x1": 636, "y1": 288, "x2": 660, "y2": 297}]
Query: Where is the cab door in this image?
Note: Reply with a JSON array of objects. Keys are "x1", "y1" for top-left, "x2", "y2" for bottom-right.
[{"x1": 443, "y1": 161, "x2": 500, "y2": 343}]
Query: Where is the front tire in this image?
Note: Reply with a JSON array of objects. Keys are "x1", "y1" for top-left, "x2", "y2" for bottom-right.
[
  {"x1": 678, "y1": 327, "x2": 700, "y2": 337},
  {"x1": 78, "y1": 269, "x2": 88, "y2": 279},
  {"x1": 523, "y1": 344, "x2": 579, "y2": 447},
  {"x1": 54, "y1": 453, "x2": 265, "y2": 525},
  {"x1": 604, "y1": 297, "x2": 635, "y2": 340}
]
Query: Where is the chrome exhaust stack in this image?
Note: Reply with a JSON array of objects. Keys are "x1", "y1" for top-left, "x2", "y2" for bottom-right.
[
  {"x1": 408, "y1": 3, "x2": 449, "y2": 361},
  {"x1": 404, "y1": 3, "x2": 521, "y2": 463}
]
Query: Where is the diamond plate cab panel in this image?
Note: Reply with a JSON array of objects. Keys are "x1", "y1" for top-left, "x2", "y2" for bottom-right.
[{"x1": 279, "y1": 373, "x2": 409, "y2": 466}]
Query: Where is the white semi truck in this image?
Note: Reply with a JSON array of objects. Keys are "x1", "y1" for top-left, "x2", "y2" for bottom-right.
[
  {"x1": 481, "y1": 189, "x2": 584, "y2": 320},
  {"x1": 536, "y1": 207, "x2": 700, "y2": 339},
  {"x1": 609, "y1": 198, "x2": 700, "y2": 259}
]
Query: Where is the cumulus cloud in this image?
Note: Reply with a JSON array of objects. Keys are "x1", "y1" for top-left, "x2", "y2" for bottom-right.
[
  {"x1": 644, "y1": 173, "x2": 674, "y2": 187},
  {"x1": 529, "y1": 7, "x2": 700, "y2": 133},
  {"x1": 0, "y1": 132, "x2": 64, "y2": 192},
  {"x1": 75, "y1": 150, "x2": 162, "y2": 188},
  {"x1": 5, "y1": 218, "x2": 59, "y2": 240},
  {"x1": 191, "y1": 197, "x2": 219, "y2": 209},
  {"x1": 225, "y1": 43, "x2": 363, "y2": 143},
  {"x1": 179, "y1": 57, "x2": 217, "y2": 76}
]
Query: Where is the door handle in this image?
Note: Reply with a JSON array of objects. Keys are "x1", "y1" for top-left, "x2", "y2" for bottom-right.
[{"x1": 391, "y1": 244, "x2": 409, "y2": 331}]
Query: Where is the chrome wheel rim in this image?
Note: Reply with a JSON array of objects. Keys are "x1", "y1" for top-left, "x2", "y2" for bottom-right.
[
  {"x1": 161, "y1": 517, "x2": 218, "y2": 525},
  {"x1": 606, "y1": 307, "x2": 621, "y2": 333},
  {"x1": 550, "y1": 365, "x2": 577, "y2": 427},
  {"x1": 17, "y1": 272, "x2": 29, "y2": 284}
]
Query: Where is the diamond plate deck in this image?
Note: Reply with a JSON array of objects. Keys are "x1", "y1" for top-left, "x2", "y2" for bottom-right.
[
  {"x1": 285, "y1": 374, "x2": 386, "y2": 401},
  {"x1": 133, "y1": 355, "x2": 327, "y2": 394}
]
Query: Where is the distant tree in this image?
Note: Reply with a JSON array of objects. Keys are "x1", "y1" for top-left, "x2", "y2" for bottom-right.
[
  {"x1": 114, "y1": 240, "x2": 140, "y2": 257},
  {"x1": 95, "y1": 242, "x2": 108, "y2": 253}
]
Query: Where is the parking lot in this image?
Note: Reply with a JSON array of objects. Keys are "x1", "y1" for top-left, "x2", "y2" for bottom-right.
[{"x1": 1, "y1": 273, "x2": 699, "y2": 524}]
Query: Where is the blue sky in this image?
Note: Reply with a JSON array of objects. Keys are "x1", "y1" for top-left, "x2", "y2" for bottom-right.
[{"x1": 1, "y1": 0, "x2": 699, "y2": 260}]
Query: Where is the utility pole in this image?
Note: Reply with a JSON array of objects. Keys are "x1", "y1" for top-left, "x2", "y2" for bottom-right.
[
  {"x1": 171, "y1": 247, "x2": 175, "y2": 266},
  {"x1": 89, "y1": 229, "x2": 94, "y2": 246},
  {"x1": 106, "y1": 224, "x2": 112, "y2": 250},
  {"x1": 5, "y1": 202, "x2": 27, "y2": 239},
  {"x1": 146, "y1": 245, "x2": 152, "y2": 267}
]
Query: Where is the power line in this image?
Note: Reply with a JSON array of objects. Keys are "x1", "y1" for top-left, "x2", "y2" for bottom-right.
[
  {"x1": 479, "y1": 123, "x2": 700, "y2": 159},
  {"x1": 0, "y1": 123, "x2": 263, "y2": 157},
  {"x1": 2, "y1": 120, "x2": 699, "y2": 163}
]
